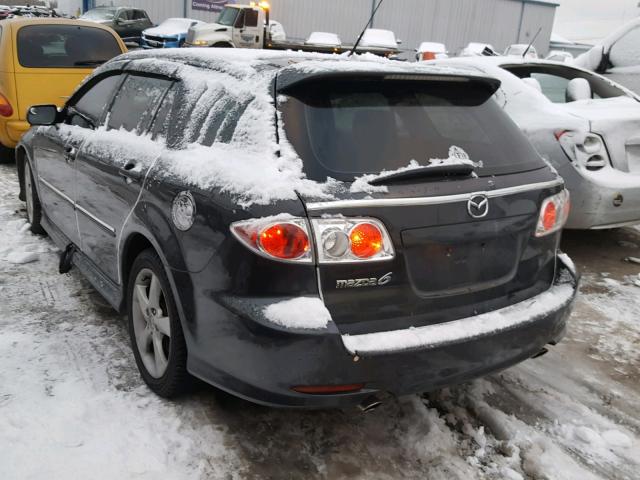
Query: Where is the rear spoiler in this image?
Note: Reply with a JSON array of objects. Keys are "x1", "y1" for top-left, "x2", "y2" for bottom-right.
[{"x1": 276, "y1": 70, "x2": 502, "y2": 98}]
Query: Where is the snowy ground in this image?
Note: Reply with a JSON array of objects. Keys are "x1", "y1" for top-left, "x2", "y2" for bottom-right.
[{"x1": 1, "y1": 163, "x2": 639, "y2": 480}]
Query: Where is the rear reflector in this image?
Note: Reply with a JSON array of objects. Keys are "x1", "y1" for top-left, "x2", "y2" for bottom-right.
[
  {"x1": 0, "y1": 93, "x2": 13, "y2": 117},
  {"x1": 292, "y1": 384, "x2": 365, "y2": 395}
]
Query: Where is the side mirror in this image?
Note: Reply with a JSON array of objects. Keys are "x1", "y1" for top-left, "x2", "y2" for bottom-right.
[
  {"x1": 27, "y1": 105, "x2": 59, "y2": 126},
  {"x1": 566, "y1": 78, "x2": 592, "y2": 102},
  {"x1": 396, "y1": 39, "x2": 403, "y2": 45}
]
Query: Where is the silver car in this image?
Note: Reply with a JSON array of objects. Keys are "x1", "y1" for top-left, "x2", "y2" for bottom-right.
[{"x1": 431, "y1": 57, "x2": 640, "y2": 230}]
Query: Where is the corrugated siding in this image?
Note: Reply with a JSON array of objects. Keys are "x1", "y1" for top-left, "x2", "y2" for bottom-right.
[
  {"x1": 80, "y1": 0, "x2": 555, "y2": 54},
  {"x1": 106, "y1": 0, "x2": 184, "y2": 23},
  {"x1": 518, "y1": 2, "x2": 555, "y2": 55}
]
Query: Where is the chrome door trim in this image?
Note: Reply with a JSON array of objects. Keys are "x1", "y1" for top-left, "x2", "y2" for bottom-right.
[
  {"x1": 76, "y1": 204, "x2": 117, "y2": 236},
  {"x1": 39, "y1": 177, "x2": 74, "y2": 205},
  {"x1": 306, "y1": 179, "x2": 564, "y2": 211},
  {"x1": 39, "y1": 176, "x2": 116, "y2": 236}
]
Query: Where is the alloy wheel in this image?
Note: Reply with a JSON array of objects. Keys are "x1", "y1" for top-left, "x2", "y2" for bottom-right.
[{"x1": 131, "y1": 268, "x2": 172, "y2": 378}]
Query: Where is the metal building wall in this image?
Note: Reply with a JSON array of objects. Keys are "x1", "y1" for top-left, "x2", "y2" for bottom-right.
[
  {"x1": 95, "y1": 0, "x2": 184, "y2": 22},
  {"x1": 518, "y1": 2, "x2": 557, "y2": 55},
  {"x1": 87, "y1": 0, "x2": 556, "y2": 55},
  {"x1": 267, "y1": 0, "x2": 555, "y2": 54}
]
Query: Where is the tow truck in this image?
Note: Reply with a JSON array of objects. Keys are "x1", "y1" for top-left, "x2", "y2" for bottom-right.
[{"x1": 185, "y1": 2, "x2": 399, "y2": 57}]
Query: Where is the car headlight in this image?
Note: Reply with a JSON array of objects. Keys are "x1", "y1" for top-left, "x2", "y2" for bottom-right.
[
  {"x1": 192, "y1": 40, "x2": 208, "y2": 46},
  {"x1": 555, "y1": 131, "x2": 610, "y2": 172}
]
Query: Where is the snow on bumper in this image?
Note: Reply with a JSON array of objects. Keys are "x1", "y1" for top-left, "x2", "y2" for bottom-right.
[{"x1": 342, "y1": 258, "x2": 578, "y2": 356}]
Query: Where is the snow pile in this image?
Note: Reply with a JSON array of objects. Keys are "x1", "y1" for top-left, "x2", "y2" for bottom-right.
[
  {"x1": 305, "y1": 32, "x2": 341, "y2": 47},
  {"x1": 350, "y1": 146, "x2": 480, "y2": 194},
  {"x1": 58, "y1": 125, "x2": 164, "y2": 171},
  {"x1": 359, "y1": 29, "x2": 398, "y2": 49},
  {"x1": 263, "y1": 297, "x2": 331, "y2": 330}
]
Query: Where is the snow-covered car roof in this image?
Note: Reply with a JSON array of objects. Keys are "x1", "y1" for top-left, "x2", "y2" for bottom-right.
[
  {"x1": 417, "y1": 42, "x2": 446, "y2": 53},
  {"x1": 82, "y1": 48, "x2": 500, "y2": 208}
]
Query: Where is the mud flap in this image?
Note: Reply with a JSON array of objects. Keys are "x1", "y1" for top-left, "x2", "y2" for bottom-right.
[{"x1": 59, "y1": 244, "x2": 75, "y2": 274}]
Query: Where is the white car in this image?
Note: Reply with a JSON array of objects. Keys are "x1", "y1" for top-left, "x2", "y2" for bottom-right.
[
  {"x1": 358, "y1": 28, "x2": 400, "y2": 50},
  {"x1": 305, "y1": 31, "x2": 341, "y2": 48},
  {"x1": 416, "y1": 42, "x2": 447, "y2": 61},
  {"x1": 429, "y1": 57, "x2": 640, "y2": 230},
  {"x1": 459, "y1": 42, "x2": 496, "y2": 57},
  {"x1": 505, "y1": 43, "x2": 538, "y2": 59},
  {"x1": 546, "y1": 50, "x2": 574, "y2": 63}
]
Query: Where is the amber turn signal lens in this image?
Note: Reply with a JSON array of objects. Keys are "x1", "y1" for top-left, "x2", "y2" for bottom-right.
[
  {"x1": 349, "y1": 223, "x2": 383, "y2": 258},
  {"x1": 259, "y1": 223, "x2": 309, "y2": 260},
  {"x1": 542, "y1": 201, "x2": 557, "y2": 231}
]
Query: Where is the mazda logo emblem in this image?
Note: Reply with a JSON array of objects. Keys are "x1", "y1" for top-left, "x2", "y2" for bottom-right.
[{"x1": 467, "y1": 194, "x2": 489, "y2": 219}]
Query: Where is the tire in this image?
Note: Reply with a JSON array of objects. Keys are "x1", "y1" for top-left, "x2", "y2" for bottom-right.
[
  {"x1": 0, "y1": 144, "x2": 14, "y2": 164},
  {"x1": 211, "y1": 42, "x2": 233, "y2": 48},
  {"x1": 24, "y1": 161, "x2": 45, "y2": 235},
  {"x1": 127, "y1": 249, "x2": 190, "y2": 398}
]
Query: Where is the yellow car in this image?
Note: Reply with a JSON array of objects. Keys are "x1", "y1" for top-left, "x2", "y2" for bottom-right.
[{"x1": 0, "y1": 17, "x2": 126, "y2": 162}]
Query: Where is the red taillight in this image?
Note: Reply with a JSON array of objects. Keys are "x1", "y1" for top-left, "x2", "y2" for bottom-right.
[
  {"x1": 230, "y1": 217, "x2": 313, "y2": 263},
  {"x1": 0, "y1": 93, "x2": 13, "y2": 117},
  {"x1": 350, "y1": 223, "x2": 383, "y2": 258},
  {"x1": 259, "y1": 223, "x2": 309, "y2": 260},
  {"x1": 292, "y1": 383, "x2": 365, "y2": 395},
  {"x1": 231, "y1": 217, "x2": 394, "y2": 264},
  {"x1": 536, "y1": 190, "x2": 570, "y2": 237},
  {"x1": 542, "y1": 201, "x2": 557, "y2": 231},
  {"x1": 421, "y1": 51, "x2": 437, "y2": 61}
]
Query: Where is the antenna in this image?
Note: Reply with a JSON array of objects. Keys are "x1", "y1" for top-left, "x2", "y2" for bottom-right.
[
  {"x1": 522, "y1": 27, "x2": 543, "y2": 58},
  {"x1": 349, "y1": 0, "x2": 386, "y2": 57}
]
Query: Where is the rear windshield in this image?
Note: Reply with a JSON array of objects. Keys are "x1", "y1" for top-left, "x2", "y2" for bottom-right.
[
  {"x1": 17, "y1": 24, "x2": 121, "y2": 68},
  {"x1": 280, "y1": 79, "x2": 546, "y2": 181}
]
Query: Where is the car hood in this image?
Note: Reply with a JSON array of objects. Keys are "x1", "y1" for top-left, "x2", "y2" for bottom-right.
[
  {"x1": 144, "y1": 25, "x2": 186, "y2": 37},
  {"x1": 560, "y1": 96, "x2": 640, "y2": 172}
]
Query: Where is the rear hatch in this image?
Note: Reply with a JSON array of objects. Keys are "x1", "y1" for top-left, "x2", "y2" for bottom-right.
[{"x1": 278, "y1": 71, "x2": 563, "y2": 335}]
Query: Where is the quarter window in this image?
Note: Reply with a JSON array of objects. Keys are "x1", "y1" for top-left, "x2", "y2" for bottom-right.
[
  {"x1": 17, "y1": 24, "x2": 121, "y2": 68},
  {"x1": 107, "y1": 75, "x2": 173, "y2": 134}
]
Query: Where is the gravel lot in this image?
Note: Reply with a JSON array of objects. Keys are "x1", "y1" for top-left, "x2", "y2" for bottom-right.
[{"x1": 1, "y1": 163, "x2": 639, "y2": 479}]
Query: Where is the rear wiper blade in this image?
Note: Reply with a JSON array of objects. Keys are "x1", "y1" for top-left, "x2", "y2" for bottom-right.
[
  {"x1": 74, "y1": 60, "x2": 108, "y2": 66},
  {"x1": 368, "y1": 164, "x2": 475, "y2": 185}
]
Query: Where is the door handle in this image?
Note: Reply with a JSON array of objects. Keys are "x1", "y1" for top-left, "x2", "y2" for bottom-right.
[
  {"x1": 64, "y1": 146, "x2": 77, "y2": 163},
  {"x1": 118, "y1": 162, "x2": 141, "y2": 184}
]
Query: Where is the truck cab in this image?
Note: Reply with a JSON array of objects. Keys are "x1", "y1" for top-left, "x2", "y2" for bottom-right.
[{"x1": 185, "y1": 3, "x2": 270, "y2": 49}]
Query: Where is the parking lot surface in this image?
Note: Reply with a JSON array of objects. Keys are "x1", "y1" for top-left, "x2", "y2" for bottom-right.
[{"x1": 1, "y1": 163, "x2": 639, "y2": 479}]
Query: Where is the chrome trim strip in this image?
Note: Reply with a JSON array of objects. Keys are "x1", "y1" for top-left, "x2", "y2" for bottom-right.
[
  {"x1": 76, "y1": 204, "x2": 116, "y2": 236},
  {"x1": 307, "y1": 179, "x2": 564, "y2": 211},
  {"x1": 39, "y1": 177, "x2": 74, "y2": 205}
]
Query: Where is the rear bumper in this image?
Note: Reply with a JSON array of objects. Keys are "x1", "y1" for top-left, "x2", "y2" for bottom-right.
[
  {"x1": 559, "y1": 164, "x2": 640, "y2": 229},
  {"x1": 185, "y1": 255, "x2": 578, "y2": 408}
]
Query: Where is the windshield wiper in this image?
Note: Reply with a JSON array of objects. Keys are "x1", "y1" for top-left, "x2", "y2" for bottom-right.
[
  {"x1": 368, "y1": 164, "x2": 475, "y2": 185},
  {"x1": 74, "y1": 60, "x2": 108, "y2": 66}
]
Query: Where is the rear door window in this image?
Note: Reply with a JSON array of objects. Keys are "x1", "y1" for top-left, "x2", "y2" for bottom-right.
[
  {"x1": 17, "y1": 24, "x2": 122, "y2": 68},
  {"x1": 107, "y1": 75, "x2": 173, "y2": 134},
  {"x1": 280, "y1": 79, "x2": 546, "y2": 181}
]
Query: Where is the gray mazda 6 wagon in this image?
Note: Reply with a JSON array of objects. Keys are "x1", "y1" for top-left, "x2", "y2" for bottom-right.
[{"x1": 17, "y1": 49, "x2": 578, "y2": 408}]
